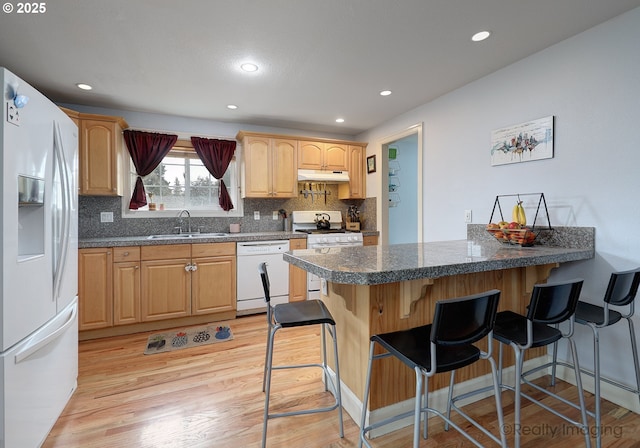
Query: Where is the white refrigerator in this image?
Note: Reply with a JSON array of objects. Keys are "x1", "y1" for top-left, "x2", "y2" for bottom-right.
[{"x1": 0, "y1": 68, "x2": 79, "y2": 447}]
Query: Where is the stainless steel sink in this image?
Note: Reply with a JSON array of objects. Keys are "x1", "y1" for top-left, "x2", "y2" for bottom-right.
[{"x1": 147, "y1": 232, "x2": 228, "y2": 240}]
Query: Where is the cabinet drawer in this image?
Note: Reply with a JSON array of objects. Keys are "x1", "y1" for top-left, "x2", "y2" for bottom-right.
[
  {"x1": 113, "y1": 246, "x2": 141, "y2": 262},
  {"x1": 141, "y1": 244, "x2": 191, "y2": 261},
  {"x1": 192, "y1": 242, "x2": 236, "y2": 258},
  {"x1": 289, "y1": 238, "x2": 307, "y2": 250}
]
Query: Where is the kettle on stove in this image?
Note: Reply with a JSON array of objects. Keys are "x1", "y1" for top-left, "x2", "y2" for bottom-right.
[{"x1": 315, "y1": 213, "x2": 331, "y2": 230}]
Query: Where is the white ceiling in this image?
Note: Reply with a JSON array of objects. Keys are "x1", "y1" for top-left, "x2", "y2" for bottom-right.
[{"x1": 1, "y1": 0, "x2": 639, "y2": 136}]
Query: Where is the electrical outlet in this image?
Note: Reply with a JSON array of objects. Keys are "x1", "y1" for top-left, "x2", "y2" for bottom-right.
[
  {"x1": 100, "y1": 212, "x2": 114, "y2": 223},
  {"x1": 254, "y1": 211, "x2": 260, "y2": 220},
  {"x1": 272, "y1": 211, "x2": 278, "y2": 220},
  {"x1": 464, "y1": 209, "x2": 472, "y2": 223},
  {"x1": 6, "y1": 102, "x2": 20, "y2": 126}
]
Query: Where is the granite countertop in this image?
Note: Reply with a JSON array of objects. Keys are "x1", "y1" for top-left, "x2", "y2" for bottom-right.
[
  {"x1": 283, "y1": 239, "x2": 595, "y2": 285},
  {"x1": 79, "y1": 230, "x2": 379, "y2": 248}
]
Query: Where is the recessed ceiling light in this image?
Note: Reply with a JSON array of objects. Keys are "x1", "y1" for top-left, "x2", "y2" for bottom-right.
[
  {"x1": 380, "y1": 90, "x2": 392, "y2": 96},
  {"x1": 471, "y1": 31, "x2": 491, "y2": 42},
  {"x1": 335, "y1": 118, "x2": 345, "y2": 123},
  {"x1": 240, "y1": 63, "x2": 259, "y2": 72},
  {"x1": 226, "y1": 104, "x2": 238, "y2": 110},
  {"x1": 76, "y1": 83, "x2": 92, "y2": 90}
]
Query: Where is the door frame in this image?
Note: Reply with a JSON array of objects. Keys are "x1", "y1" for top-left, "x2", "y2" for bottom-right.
[{"x1": 377, "y1": 123, "x2": 423, "y2": 245}]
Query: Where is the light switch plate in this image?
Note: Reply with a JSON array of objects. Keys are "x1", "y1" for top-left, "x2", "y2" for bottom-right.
[
  {"x1": 464, "y1": 209, "x2": 472, "y2": 223},
  {"x1": 272, "y1": 211, "x2": 278, "y2": 220},
  {"x1": 100, "y1": 212, "x2": 113, "y2": 223},
  {"x1": 254, "y1": 211, "x2": 260, "y2": 220}
]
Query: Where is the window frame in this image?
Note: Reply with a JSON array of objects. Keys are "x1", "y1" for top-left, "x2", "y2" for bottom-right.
[{"x1": 121, "y1": 137, "x2": 244, "y2": 219}]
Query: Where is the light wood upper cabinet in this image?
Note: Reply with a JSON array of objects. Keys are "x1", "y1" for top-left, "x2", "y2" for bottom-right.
[
  {"x1": 78, "y1": 248, "x2": 113, "y2": 330},
  {"x1": 298, "y1": 141, "x2": 348, "y2": 171},
  {"x1": 240, "y1": 134, "x2": 298, "y2": 198},
  {"x1": 79, "y1": 113, "x2": 128, "y2": 196},
  {"x1": 339, "y1": 145, "x2": 366, "y2": 199},
  {"x1": 289, "y1": 239, "x2": 307, "y2": 302}
]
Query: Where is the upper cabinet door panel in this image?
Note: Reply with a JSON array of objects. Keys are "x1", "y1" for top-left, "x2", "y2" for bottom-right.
[
  {"x1": 324, "y1": 143, "x2": 348, "y2": 171},
  {"x1": 298, "y1": 141, "x2": 324, "y2": 170}
]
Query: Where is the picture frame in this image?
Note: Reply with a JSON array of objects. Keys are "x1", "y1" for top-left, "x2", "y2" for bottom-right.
[
  {"x1": 367, "y1": 155, "x2": 376, "y2": 173},
  {"x1": 490, "y1": 115, "x2": 554, "y2": 166}
]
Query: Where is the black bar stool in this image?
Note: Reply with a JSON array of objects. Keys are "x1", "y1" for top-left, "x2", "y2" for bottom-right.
[
  {"x1": 259, "y1": 262, "x2": 343, "y2": 448},
  {"x1": 493, "y1": 278, "x2": 590, "y2": 448},
  {"x1": 550, "y1": 267, "x2": 640, "y2": 448},
  {"x1": 359, "y1": 290, "x2": 507, "y2": 448}
]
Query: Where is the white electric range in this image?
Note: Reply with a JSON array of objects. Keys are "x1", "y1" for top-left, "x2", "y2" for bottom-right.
[{"x1": 291, "y1": 210, "x2": 363, "y2": 298}]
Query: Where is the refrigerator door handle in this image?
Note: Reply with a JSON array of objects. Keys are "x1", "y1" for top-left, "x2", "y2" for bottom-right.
[
  {"x1": 14, "y1": 303, "x2": 77, "y2": 364},
  {"x1": 52, "y1": 121, "x2": 71, "y2": 302}
]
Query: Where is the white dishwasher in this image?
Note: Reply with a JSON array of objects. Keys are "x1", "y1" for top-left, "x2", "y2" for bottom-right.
[{"x1": 236, "y1": 240, "x2": 290, "y2": 315}]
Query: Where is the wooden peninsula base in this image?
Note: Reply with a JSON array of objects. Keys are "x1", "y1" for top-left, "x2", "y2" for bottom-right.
[{"x1": 283, "y1": 236, "x2": 595, "y2": 429}]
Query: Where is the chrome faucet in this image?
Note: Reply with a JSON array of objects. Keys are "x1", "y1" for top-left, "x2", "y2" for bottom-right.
[{"x1": 177, "y1": 210, "x2": 191, "y2": 234}]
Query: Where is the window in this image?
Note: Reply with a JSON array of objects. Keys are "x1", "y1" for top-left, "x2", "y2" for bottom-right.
[{"x1": 123, "y1": 139, "x2": 242, "y2": 218}]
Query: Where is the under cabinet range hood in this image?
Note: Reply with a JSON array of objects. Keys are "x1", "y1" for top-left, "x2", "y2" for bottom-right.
[{"x1": 297, "y1": 169, "x2": 350, "y2": 183}]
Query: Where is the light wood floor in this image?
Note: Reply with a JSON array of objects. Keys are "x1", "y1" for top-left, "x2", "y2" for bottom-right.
[{"x1": 44, "y1": 314, "x2": 640, "y2": 447}]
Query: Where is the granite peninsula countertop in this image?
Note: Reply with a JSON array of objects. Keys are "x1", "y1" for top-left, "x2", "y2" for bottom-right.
[
  {"x1": 283, "y1": 239, "x2": 595, "y2": 285},
  {"x1": 79, "y1": 230, "x2": 379, "y2": 248}
]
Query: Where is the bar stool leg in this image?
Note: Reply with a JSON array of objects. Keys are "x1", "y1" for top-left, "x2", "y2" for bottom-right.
[
  {"x1": 568, "y1": 335, "x2": 592, "y2": 448},
  {"x1": 262, "y1": 326, "x2": 277, "y2": 448},
  {"x1": 588, "y1": 324, "x2": 601, "y2": 448},
  {"x1": 321, "y1": 323, "x2": 328, "y2": 391},
  {"x1": 330, "y1": 323, "x2": 344, "y2": 438},
  {"x1": 627, "y1": 317, "x2": 640, "y2": 407},
  {"x1": 413, "y1": 367, "x2": 423, "y2": 448},
  {"x1": 512, "y1": 344, "x2": 523, "y2": 448},
  {"x1": 359, "y1": 341, "x2": 376, "y2": 448},
  {"x1": 444, "y1": 370, "x2": 455, "y2": 432}
]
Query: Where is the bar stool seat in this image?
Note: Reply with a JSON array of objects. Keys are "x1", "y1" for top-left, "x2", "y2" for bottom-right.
[
  {"x1": 259, "y1": 262, "x2": 343, "y2": 448},
  {"x1": 550, "y1": 268, "x2": 640, "y2": 448},
  {"x1": 359, "y1": 289, "x2": 507, "y2": 448},
  {"x1": 493, "y1": 278, "x2": 591, "y2": 448}
]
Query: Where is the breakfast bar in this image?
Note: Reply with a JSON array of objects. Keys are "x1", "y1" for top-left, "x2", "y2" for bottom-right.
[{"x1": 283, "y1": 228, "x2": 595, "y2": 426}]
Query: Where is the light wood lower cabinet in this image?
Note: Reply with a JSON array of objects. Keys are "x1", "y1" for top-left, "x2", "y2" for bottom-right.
[
  {"x1": 78, "y1": 248, "x2": 113, "y2": 330},
  {"x1": 113, "y1": 247, "x2": 141, "y2": 326},
  {"x1": 363, "y1": 235, "x2": 379, "y2": 246},
  {"x1": 289, "y1": 239, "x2": 307, "y2": 302},
  {"x1": 79, "y1": 243, "x2": 236, "y2": 333},
  {"x1": 192, "y1": 243, "x2": 236, "y2": 314},
  {"x1": 140, "y1": 244, "x2": 192, "y2": 321}
]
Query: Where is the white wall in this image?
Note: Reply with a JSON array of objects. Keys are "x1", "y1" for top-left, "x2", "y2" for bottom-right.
[{"x1": 358, "y1": 8, "x2": 640, "y2": 387}]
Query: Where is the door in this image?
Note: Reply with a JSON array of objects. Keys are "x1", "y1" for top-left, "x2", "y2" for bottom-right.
[
  {"x1": 1, "y1": 299, "x2": 78, "y2": 448},
  {"x1": 380, "y1": 124, "x2": 423, "y2": 245}
]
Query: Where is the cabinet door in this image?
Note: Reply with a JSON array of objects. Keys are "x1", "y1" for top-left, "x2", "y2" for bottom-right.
[
  {"x1": 78, "y1": 248, "x2": 113, "y2": 330},
  {"x1": 80, "y1": 118, "x2": 122, "y2": 196},
  {"x1": 363, "y1": 235, "x2": 379, "y2": 246},
  {"x1": 113, "y1": 262, "x2": 140, "y2": 325},
  {"x1": 339, "y1": 145, "x2": 365, "y2": 199},
  {"x1": 324, "y1": 143, "x2": 349, "y2": 171},
  {"x1": 243, "y1": 136, "x2": 272, "y2": 197},
  {"x1": 271, "y1": 138, "x2": 298, "y2": 197},
  {"x1": 191, "y1": 256, "x2": 236, "y2": 314},
  {"x1": 289, "y1": 239, "x2": 307, "y2": 302},
  {"x1": 298, "y1": 141, "x2": 324, "y2": 169},
  {"x1": 140, "y1": 259, "x2": 191, "y2": 321}
]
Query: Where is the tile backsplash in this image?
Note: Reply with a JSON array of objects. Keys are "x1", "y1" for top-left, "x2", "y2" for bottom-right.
[{"x1": 79, "y1": 185, "x2": 376, "y2": 238}]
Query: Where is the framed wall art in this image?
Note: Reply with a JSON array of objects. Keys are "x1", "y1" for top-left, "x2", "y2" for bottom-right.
[
  {"x1": 490, "y1": 115, "x2": 554, "y2": 166},
  {"x1": 367, "y1": 155, "x2": 376, "y2": 173}
]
